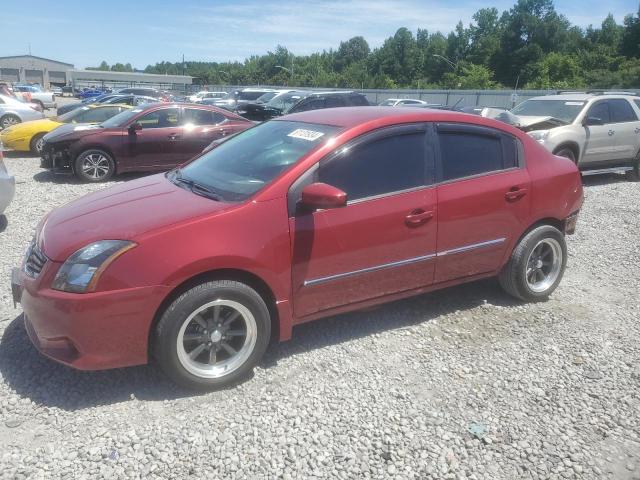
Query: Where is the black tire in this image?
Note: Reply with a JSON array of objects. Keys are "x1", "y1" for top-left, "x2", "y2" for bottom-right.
[
  {"x1": 34, "y1": 100, "x2": 45, "y2": 111},
  {"x1": 554, "y1": 147, "x2": 577, "y2": 164},
  {"x1": 153, "y1": 280, "x2": 271, "y2": 390},
  {"x1": 499, "y1": 225, "x2": 567, "y2": 302},
  {"x1": 74, "y1": 149, "x2": 115, "y2": 182},
  {"x1": 30, "y1": 133, "x2": 46, "y2": 155},
  {"x1": 0, "y1": 114, "x2": 20, "y2": 130},
  {"x1": 625, "y1": 156, "x2": 640, "y2": 182}
]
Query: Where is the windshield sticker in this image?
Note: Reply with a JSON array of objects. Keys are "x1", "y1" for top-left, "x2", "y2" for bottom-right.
[
  {"x1": 564, "y1": 102, "x2": 584, "y2": 106},
  {"x1": 287, "y1": 129, "x2": 325, "y2": 141}
]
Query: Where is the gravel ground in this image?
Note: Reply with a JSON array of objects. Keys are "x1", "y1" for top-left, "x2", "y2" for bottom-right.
[{"x1": 0, "y1": 154, "x2": 638, "y2": 480}]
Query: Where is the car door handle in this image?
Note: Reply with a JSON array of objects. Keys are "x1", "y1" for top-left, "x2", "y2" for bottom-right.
[
  {"x1": 405, "y1": 209, "x2": 434, "y2": 227},
  {"x1": 505, "y1": 187, "x2": 528, "y2": 202},
  {"x1": 608, "y1": 130, "x2": 615, "y2": 136}
]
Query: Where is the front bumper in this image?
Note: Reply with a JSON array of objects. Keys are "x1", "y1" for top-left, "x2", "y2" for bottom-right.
[
  {"x1": 12, "y1": 266, "x2": 171, "y2": 370},
  {"x1": 41, "y1": 143, "x2": 72, "y2": 171},
  {"x1": 0, "y1": 133, "x2": 30, "y2": 152}
]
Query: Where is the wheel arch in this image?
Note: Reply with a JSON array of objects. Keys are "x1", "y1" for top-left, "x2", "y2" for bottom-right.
[
  {"x1": 147, "y1": 268, "x2": 281, "y2": 358},
  {"x1": 552, "y1": 142, "x2": 580, "y2": 163}
]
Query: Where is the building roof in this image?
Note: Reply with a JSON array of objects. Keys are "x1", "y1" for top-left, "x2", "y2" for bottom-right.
[
  {"x1": 0, "y1": 54, "x2": 74, "y2": 67},
  {"x1": 69, "y1": 69, "x2": 193, "y2": 84}
]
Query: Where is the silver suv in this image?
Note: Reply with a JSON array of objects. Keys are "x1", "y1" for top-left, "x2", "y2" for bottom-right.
[{"x1": 511, "y1": 92, "x2": 640, "y2": 179}]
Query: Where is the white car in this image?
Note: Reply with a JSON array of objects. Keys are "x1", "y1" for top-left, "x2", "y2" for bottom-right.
[
  {"x1": 0, "y1": 141, "x2": 15, "y2": 218},
  {"x1": 512, "y1": 92, "x2": 640, "y2": 179},
  {"x1": 188, "y1": 91, "x2": 227, "y2": 103},
  {"x1": 12, "y1": 85, "x2": 56, "y2": 110},
  {"x1": 0, "y1": 94, "x2": 46, "y2": 129},
  {"x1": 379, "y1": 98, "x2": 429, "y2": 107}
]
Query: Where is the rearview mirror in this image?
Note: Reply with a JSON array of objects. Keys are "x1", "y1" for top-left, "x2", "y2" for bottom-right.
[
  {"x1": 583, "y1": 116, "x2": 604, "y2": 126},
  {"x1": 300, "y1": 183, "x2": 347, "y2": 210},
  {"x1": 129, "y1": 122, "x2": 142, "y2": 133}
]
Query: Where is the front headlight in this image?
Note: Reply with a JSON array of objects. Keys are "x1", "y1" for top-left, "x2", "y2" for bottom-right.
[
  {"x1": 527, "y1": 130, "x2": 550, "y2": 143},
  {"x1": 52, "y1": 240, "x2": 136, "y2": 293}
]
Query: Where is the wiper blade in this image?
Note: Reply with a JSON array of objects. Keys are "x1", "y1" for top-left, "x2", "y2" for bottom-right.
[{"x1": 171, "y1": 170, "x2": 221, "y2": 201}]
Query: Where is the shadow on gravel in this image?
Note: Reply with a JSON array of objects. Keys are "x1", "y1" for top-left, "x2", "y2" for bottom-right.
[
  {"x1": 581, "y1": 173, "x2": 630, "y2": 187},
  {"x1": 0, "y1": 279, "x2": 521, "y2": 410},
  {"x1": 3, "y1": 151, "x2": 38, "y2": 159},
  {"x1": 32, "y1": 170, "x2": 154, "y2": 184},
  {"x1": 0, "y1": 215, "x2": 7, "y2": 233}
]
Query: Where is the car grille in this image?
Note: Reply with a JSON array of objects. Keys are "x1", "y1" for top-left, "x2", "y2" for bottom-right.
[{"x1": 24, "y1": 242, "x2": 47, "y2": 278}]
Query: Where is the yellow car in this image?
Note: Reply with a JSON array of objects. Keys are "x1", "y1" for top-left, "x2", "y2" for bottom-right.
[{"x1": 0, "y1": 104, "x2": 131, "y2": 155}]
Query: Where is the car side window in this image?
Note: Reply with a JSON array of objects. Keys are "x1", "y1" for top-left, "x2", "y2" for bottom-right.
[
  {"x1": 318, "y1": 131, "x2": 427, "y2": 202},
  {"x1": 437, "y1": 125, "x2": 516, "y2": 181},
  {"x1": 136, "y1": 108, "x2": 180, "y2": 128},
  {"x1": 608, "y1": 99, "x2": 638, "y2": 123},
  {"x1": 587, "y1": 101, "x2": 610, "y2": 124},
  {"x1": 634, "y1": 99, "x2": 640, "y2": 111},
  {"x1": 325, "y1": 96, "x2": 345, "y2": 108},
  {"x1": 183, "y1": 108, "x2": 225, "y2": 126},
  {"x1": 294, "y1": 98, "x2": 325, "y2": 112}
]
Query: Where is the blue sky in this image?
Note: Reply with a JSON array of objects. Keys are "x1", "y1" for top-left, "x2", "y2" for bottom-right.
[{"x1": 1, "y1": 0, "x2": 637, "y2": 69}]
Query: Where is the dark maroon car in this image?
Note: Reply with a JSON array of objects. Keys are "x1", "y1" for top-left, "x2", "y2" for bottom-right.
[{"x1": 40, "y1": 103, "x2": 253, "y2": 182}]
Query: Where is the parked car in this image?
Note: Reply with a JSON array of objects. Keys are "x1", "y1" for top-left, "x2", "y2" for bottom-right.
[
  {"x1": 459, "y1": 106, "x2": 521, "y2": 127},
  {"x1": 61, "y1": 86, "x2": 74, "y2": 96},
  {"x1": 116, "y1": 87, "x2": 170, "y2": 101},
  {"x1": 75, "y1": 88, "x2": 106, "y2": 100},
  {"x1": 1, "y1": 104, "x2": 131, "y2": 154},
  {"x1": 378, "y1": 98, "x2": 429, "y2": 107},
  {"x1": 13, "y1": 107, "x2": 583, "y2": 389},
  {"x1": 511, "y1": 92, "x2": 640, "y2": 179},
  {"x1": 208, "y1": 88, "x2": 275, "y2": 111},
  {"x1": 12, "y1": 85, "x2": 56, "y2": 110},
  {"x1": 0, "y1": 141, "x2": 15, "y2": 219},
  {"x1": 239, "y1": 90, "x2": 369, "y2": 121},
  {"x1": 188, "y1": 91, "x2": 227, "y2": 103},
  {"x1": 51, "y1": 86, "x2": 63, "y2": 97},
  {"x1": 40, "y1": 103, "x2": 252, "y2": 181},
  {"x1": 0, "y1": 94, "x2": 45, "y2": 129}
]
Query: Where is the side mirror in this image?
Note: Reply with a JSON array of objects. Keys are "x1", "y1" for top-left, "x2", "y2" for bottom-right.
[
  {"x1": 129, "y1": 122, "x2": 142, "y2": 133},
  {"x1": 583, "y1": 116, "x2": 604, "y2": 126},
  {"x1": 300, "y1": 182, "x2": 347, "y2": 210}
]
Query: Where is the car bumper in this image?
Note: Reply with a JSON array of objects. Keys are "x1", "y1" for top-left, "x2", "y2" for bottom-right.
[
  {"x1": 12, "y1": 266, "x2": 171, "y2": 370},
  {"x1": 41, "y1": 143, "x2": 72, "y2": 171},
  {"x1": 0, "y1": 133, "x2": 30, "y2": 152},
  {"x1": 0, "y1": 172, "x2": 15, "y2": 214}
]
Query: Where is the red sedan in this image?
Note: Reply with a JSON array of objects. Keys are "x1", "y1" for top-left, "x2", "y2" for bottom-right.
[
  {"x1": 12, "y1": 107, "x2": 583, "y2": 389},
  {"x1": 40, "y1": 103, "x2": 253, "y2": 182}
]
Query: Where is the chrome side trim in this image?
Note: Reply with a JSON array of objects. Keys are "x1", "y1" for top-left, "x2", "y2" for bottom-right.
[
  {"x1": 437, "y1": 238, "x2": 506, "y2": 257},
  {"x1": 303, "y1": 253, "x2": 436, "y2": 287}
]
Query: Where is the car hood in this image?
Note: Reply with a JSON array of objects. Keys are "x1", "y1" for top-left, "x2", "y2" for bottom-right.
[
  {"x1": 43, "y1": 123, "x2": 104, "y2": 143},
  {"x1": 1, "y1": 119, "x2": 62, "y2": 137},
  {"x1": 514, "y1": 115, "x2": 568, "y2": 131},
  {"x1": 40, "y1": 173, "x2": 236, "y2": 261}
]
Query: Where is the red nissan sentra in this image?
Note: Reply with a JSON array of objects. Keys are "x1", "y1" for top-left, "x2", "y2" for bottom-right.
[{"x1": 11, "y1": 107, "x2": 584, "y2": 389}]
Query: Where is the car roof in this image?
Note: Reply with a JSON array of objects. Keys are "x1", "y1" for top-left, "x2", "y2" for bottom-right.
[
  {"x1": 280, "y1": 106, "x2": 514, "y2": 130},
  {"x1": 529, "y1": 93, "x2": 639, "y2": 101}
]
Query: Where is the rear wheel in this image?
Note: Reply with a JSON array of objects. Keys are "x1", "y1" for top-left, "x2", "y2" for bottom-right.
[
  {"x1": 30, "y1": 133, "x2": 45, "y2": 155},
  {"x1": 0, "y1": 114, "x2": 20, "y2": 130},
  {"x1": 499, "y1": 225, "x2": 567, "y2": 301},
  {"x1": 74, "y1": 149, "x2": 115, "y2": 182},
  {"x1": 153, "y1": 280, "x2": 271, "y2": 390}
]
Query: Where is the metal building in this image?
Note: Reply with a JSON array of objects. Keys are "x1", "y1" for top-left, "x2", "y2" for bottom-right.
[
  {"x1": 0, "y1": 55, "x2": 74, "y2": 87},
  {"x1": 68, "y1": 69, "x2": 193, "y2": 91}
]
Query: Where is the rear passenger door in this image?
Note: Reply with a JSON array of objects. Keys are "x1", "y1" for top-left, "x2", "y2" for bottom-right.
[
  {"x1": 434, "y1": 123, "x2": 530, "y2": 284},
  {"x1": 180, "y1": 108, "x2": 229, "y2": 160},
  {"x1": 606, "y1": 99, "x2": 640, "y2": 162}
]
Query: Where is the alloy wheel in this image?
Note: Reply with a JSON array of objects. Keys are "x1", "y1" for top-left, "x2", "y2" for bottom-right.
[
  {"x1": 176, "y1": 299, "x2": 257, "y2": 379},
  {"x1": 525, "y1": 238, "x2": 563, "y2": 293},
  {"x1": 81, "y1": 153, "x2": 111, "y2": 179},
  {"x1": 1, "y1": 116, "x2": 19, "y2": 129}
]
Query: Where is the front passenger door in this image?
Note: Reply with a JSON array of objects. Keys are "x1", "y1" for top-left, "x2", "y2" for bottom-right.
[{"x1": 125, "y1": 108, "x2": 181, "y2": 169}]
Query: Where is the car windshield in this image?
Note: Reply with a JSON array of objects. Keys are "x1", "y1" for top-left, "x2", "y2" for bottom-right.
[
  {"x1": 100, "y1": 107, "x2": 144, "y2": 128},
  {"x1": 173, "y1": 120, "x2": 340, "y2": 201},
  {"x1": 511, "y1": 99, "x2": 586, "y2": 123},
  {"x1": 267, "y1": 92, "x2": 308, "y2": 112},
  {"x1": 255, "y1": 92, "x2": 278, "y2": 103},
  {"x1": 57, "y1": 106, "x2": 91, "y2": 122}
]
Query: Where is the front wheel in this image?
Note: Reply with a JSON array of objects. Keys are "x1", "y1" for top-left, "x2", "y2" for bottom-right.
[
  {"x1": 30, "y1": 133, "x2": 45, "y2": 155},
  {"x1": 499, "y1": 225, "x2": 567, "y2": 301},
  {"x1": 74, "y1": 149, "x2": 115, "y2": 182},
  {"x1": 153, "y1": 280, "x2": 271, "y2": 390},
  {"x1": 0, "y1": 114, "x2": 20, "y2": 130},
  {"x1": 554, "y1": 147, "x2": 577, "y2": 164}
]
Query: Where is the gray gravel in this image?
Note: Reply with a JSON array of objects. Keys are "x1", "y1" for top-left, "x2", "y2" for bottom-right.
[{"x1": 0, "y1": 156, "x2": 639, "y2": 480}]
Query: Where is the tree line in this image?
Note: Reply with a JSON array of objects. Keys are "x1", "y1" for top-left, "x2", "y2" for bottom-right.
[{"x1": 92, "y1": 0, "x2": 640, "y2": 90}]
